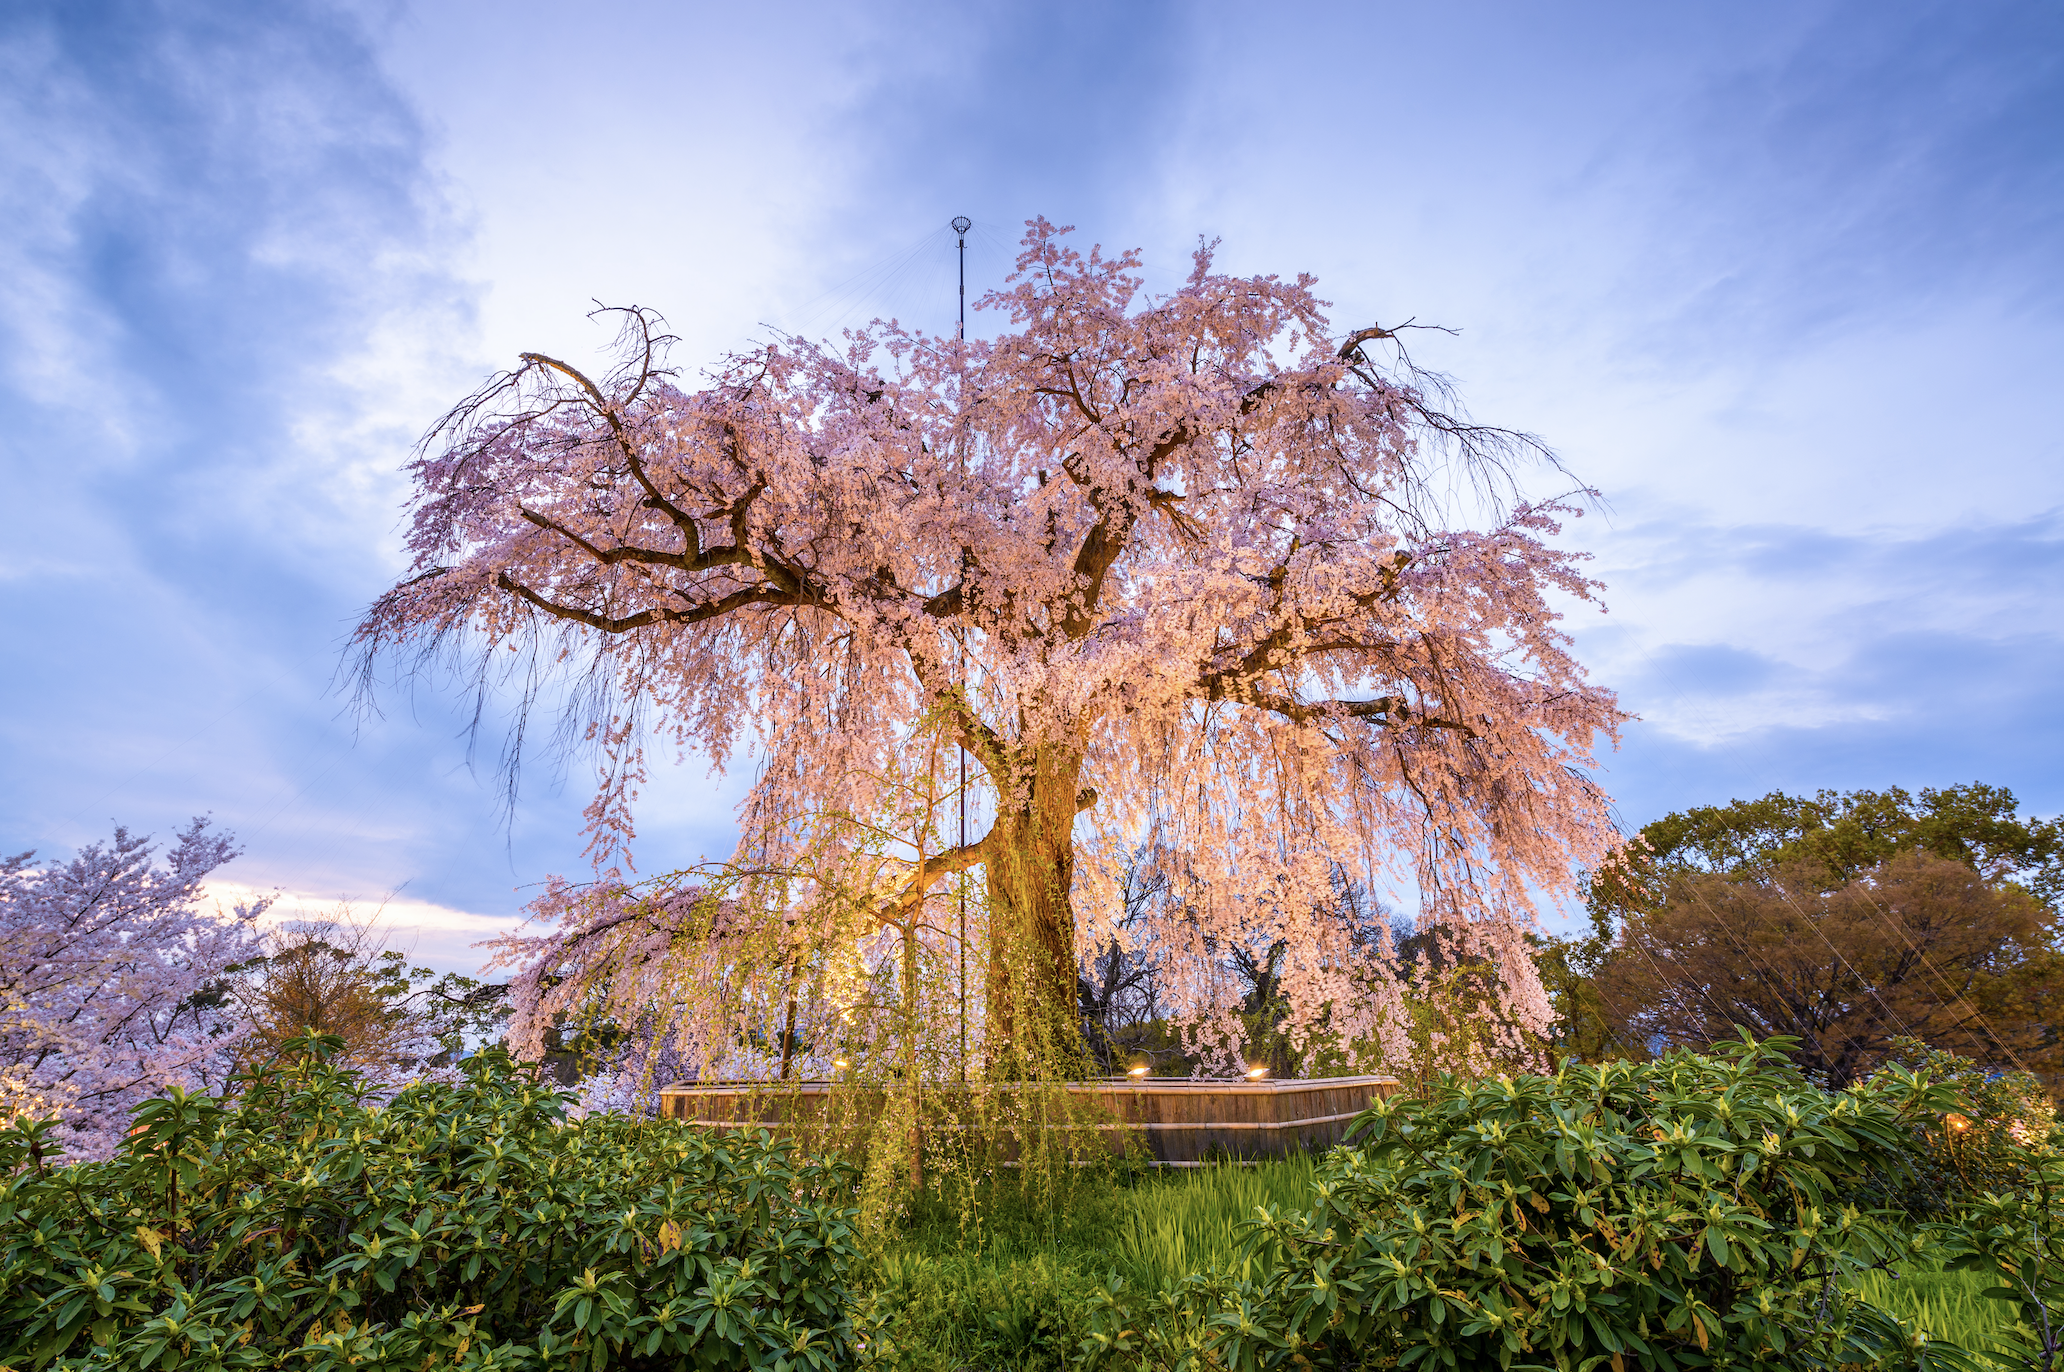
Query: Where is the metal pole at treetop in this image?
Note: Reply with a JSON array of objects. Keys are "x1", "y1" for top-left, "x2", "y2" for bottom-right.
[{"x1": 952, "y1": 215, "x2": 971, "y2": 1078}]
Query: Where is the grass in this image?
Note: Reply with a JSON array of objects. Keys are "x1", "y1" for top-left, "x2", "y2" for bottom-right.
[
  {"x1": 1850, "y1": 1264, "x2": 2033, "y2": 1365},
  {"x1": 857, "y1": 1174, "x2": 1118, "y2": 1370},
  {"x1": 859, "y1": 1158, "x2": 1319, "y2": 1370},
  {"x1": 1112, "y1": 1155, "x2": 1319, "y2": 1292}
]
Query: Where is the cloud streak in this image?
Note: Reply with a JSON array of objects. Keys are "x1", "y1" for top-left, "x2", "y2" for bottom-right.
[{"x1": 1581, "y1": 510, "x2": 2064, "y2": 824}]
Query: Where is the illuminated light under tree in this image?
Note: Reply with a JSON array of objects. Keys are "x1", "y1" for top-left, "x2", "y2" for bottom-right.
[{"x1": 350, "y1": 219, "x2": 1624, "y2": 1083}]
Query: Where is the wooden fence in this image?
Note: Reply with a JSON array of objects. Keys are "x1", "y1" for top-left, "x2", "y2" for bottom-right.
[{"x1": 657, "y1": 1075, "x2": 1398, "y2": 1164}]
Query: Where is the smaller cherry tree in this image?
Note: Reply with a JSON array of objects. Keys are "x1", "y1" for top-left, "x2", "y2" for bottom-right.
[{"x1": 0, "y1": 819, "x2": 265, "y2": 1159}]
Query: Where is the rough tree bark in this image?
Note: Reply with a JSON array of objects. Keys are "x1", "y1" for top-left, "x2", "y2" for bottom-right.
[{"x1": 980, "y1": 739, "x2": 1094, "y2": 1070}]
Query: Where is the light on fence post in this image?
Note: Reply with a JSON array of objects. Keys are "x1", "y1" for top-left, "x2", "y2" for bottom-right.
[{"x1": 1246, "y1": 1064, "x2": 1269, "y2": 1080}]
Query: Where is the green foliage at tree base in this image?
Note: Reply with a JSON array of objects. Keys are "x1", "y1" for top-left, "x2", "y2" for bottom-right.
[
  {"x1": 0, "y1": 1036, "x2": 860, "y2": 1371},
  {"x1": 1075, "y1": 1037, "x2": 1989, "y2": 1372},
  {"x1": 843, "y1": 1157, "x2": 1329, "y2": 1370}
]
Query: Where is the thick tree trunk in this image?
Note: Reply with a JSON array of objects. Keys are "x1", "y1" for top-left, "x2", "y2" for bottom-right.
[{"x1": 982, "y1": 742, "x2": 1087, "y2": 1076}]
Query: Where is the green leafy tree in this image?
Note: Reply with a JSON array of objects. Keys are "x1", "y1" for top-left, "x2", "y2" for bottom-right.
[
  {"x1": 1532, "y1": 931, "x2": 1636, "y2": 1064},
  {"x1": 227, "y1": 916, "x2": 510, "y2": 1074},
  {"x1": 1596, "y1": 853, "x2": 2061, "y2": 1087},
  {"x1": 1594, "y1": 783, "x2": 2063, "y2": 916}
]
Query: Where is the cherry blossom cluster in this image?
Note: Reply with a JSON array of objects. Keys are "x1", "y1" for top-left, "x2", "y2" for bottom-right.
[
  {"x1": 359, "y1": 220, "x2": 1625, "y2": 1077},
  {"x1": 0, "y1": 820, "x2": 264, "y2": 1158}
]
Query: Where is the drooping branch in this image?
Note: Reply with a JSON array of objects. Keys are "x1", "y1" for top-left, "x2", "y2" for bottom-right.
[
  {"x1": 1335, "y1": 325, "x2": 1403, "y2": 361},
  {"x1": 874, "y1": 836, "x2": 993, "y2": 926},
  {"x1": 516, "y1": 325, "x2": 709, "y2": 555},
  {"x1": 940, "y1": 693, "x2": 1011, "y2": 779},
  {"x1": 1199, "y1": 674, "x2": 1474, "y2": 734},
  {"x1": 515, "y1": 507, "x2": 748, "y2": 573},
  {"x1": 1243, "y1": 690, "x2": 1478, "y2": 737},
  {"x1": 494, "y1": 572, "x2": 815, "y2": 632},
  {"x1": 1055, "y1": 371, "x2": 1309, "y2": 639}
]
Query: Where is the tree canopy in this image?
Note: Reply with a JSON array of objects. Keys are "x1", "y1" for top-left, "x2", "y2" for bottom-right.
[
  {"x1": 353, "y1": 221, "x2": 1624, "y2": 1078},
  {"x1": 1595, "y1": 852, "x2": 2060, "y2": 1087},
  {"x1": 1594, "y1": 783, "x2": 2063, "y2": 912},
  {"x1": 226, "y1": 916, "x2": 510, "y2": 1076},
  {"x1": 1562, "y1": 783, "x2": 2064, "y2": 1085}
]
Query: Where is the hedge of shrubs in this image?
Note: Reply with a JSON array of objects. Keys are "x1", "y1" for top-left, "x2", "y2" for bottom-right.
[
  {"x1": 1075, "y1": 1036, "x2": 2059, "y2": 1372},
  {"x1": 3, "y1": 1034, "x2": 2057, "y2": 1371},
  {"x1": 0, "y1": 1035, "x2": 859, "y2": 1370}
]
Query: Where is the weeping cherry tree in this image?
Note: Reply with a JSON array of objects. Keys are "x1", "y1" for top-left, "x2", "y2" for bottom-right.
[{"x1": 351, "y1": 220, "x2": 1624, "y2": 1083}]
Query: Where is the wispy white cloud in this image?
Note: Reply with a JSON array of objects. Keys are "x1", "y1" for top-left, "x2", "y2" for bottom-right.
[
  {"x1": 1577, "y1": 511, "x2": 2064, "y2": 822},
  {"x1": 203, "y1": 879, "x2": 524, "y2": 973}
]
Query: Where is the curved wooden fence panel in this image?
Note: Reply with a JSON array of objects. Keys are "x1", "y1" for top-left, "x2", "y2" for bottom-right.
[{"x1": 656, "y1": 1075, "x2": 1398, "y2": 1164}]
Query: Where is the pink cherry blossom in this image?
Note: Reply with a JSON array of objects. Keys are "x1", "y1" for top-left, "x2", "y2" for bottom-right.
[
  {"x1": 0, "y1": 819, "x2": 265, "y2": 1158},
  {"x1": 355, "y1": 221, "x2": 1624, "y2": 1077}
]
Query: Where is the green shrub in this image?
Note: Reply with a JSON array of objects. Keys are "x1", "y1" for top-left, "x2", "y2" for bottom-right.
[
  {"x1": 0, "y1": 1035, "x2": 860, "y2": 1370},
  {"x1": 1927, "y1": 1143, "x2": 2063, "y2": 1372},
  {"x1": 1077, "y1": 1037, "x2": 1982, "y2": 1372},
  {"x1": 1871, "y1": 1037, "x2": 2057, "y2": 1215}
]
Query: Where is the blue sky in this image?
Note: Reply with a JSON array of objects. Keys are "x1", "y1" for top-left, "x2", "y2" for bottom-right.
[{"x1": 3, "y1": 0, "x2": 2059, "y2": 969}]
